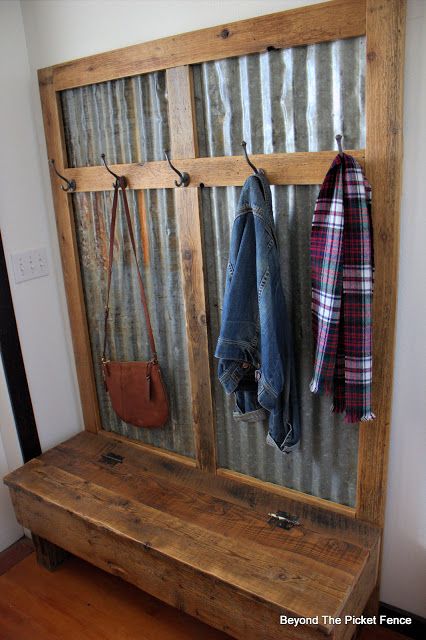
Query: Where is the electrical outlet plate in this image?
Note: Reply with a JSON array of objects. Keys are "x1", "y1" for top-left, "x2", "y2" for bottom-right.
[{"x1": 11, "y1": 248, "x2": 49, "y2": 284}]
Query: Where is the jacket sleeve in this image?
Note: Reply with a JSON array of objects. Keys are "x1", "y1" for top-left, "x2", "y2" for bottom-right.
[{"x1": 214, "y1": 210, "x2": 260, "y2": 365}]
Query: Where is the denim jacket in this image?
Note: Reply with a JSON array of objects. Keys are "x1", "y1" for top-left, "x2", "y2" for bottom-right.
[{"x1": 214, "y1": 173, "x2": 300, "y2": 453}]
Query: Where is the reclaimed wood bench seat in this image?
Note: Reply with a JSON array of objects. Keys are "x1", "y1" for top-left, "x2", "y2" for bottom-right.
[{"x1": 4, "y1": 431, "x2": 380, "y2": 640}]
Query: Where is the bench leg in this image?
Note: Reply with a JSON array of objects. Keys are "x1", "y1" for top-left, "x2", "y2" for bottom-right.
[
  {"x1": 364, "y1": 582, "x2": 380, "y2": 616},
  {"x1": 32, "y1": 533, "x2": 69, "y2": 571}
]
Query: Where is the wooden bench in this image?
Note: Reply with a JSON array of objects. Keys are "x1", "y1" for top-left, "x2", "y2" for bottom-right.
[{"x1": 4, "y1": 431, "x2": 380, "y2": 640}]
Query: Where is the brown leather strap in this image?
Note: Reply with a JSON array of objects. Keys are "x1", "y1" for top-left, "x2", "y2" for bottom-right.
[{"x1": 102, "y1": 177, "x2": 157, "y2": 362}]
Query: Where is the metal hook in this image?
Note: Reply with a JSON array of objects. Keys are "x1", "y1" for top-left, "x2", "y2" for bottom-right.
[
  {"x1": 101, "y1": 153, "x2": 127, "y2": 188},
  {"x1": 49, "y1": 159, "x2": 76, "y2": 192},
  {"x1": 164, "y1": 151, "x2": 190, "y2": 187},
  {"x1": 242, "y1": 141, "x2": 264, "y2": 175},
  {"x1": 335, "y1": 134, "x2": 344, "y2": 156}
]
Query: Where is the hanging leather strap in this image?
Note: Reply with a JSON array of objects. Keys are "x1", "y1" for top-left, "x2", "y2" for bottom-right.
[{"x1": 102, "y1": 177, "x2": 157, "y2": 363}]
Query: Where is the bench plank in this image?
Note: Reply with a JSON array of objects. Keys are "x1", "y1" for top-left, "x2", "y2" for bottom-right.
[{"x1": 4, "y1": 432, "x2": 380, "y2": 640}]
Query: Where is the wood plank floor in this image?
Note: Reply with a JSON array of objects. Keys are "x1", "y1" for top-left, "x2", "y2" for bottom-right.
[
  {"x1": 0, "y1": 543, "x2": 410, "y2": 640},
  {"x1": 0, "y1": 551, "x2": 230, "y2": 640}
]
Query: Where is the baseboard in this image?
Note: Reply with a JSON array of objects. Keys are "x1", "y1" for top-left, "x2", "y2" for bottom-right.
[{"x1": 379, "y1": 602, "x2": 425, "y2": 640}]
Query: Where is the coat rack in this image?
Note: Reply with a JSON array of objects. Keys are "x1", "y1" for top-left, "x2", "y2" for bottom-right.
[{"x1": 9, "y1": 4, "x2": 405, "y2": 640}]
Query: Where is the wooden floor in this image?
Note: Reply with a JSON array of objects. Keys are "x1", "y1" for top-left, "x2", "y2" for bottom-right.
[{"x1": 0, "y1": 541, "x2": 410, "y2": 640}]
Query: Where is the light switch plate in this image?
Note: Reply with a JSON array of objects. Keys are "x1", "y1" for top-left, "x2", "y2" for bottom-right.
[{"x1": 11, "y1": 248, "x2": 49, "y2": 284}]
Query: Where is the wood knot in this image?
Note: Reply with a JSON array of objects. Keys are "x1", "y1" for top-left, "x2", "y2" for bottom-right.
[
  {"x1": 367, "y1": 51, "x2": 377, "y2": 62},
  {"x1": 380, "y1": 229, "x2": 389, "y2": 243},
  {"x1": 183, "y1": 249, "x2": 192, "y2": 260},
  {"x1": 220, "y1": 28, "x2": 230, "y2": 39}
]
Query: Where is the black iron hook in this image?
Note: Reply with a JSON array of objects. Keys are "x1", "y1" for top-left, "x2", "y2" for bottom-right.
[
  {"x1": 101, "y1": 153, "x2": 127, "y2": 188},
  {"x1": 335, "y1": 134, "x2": 344, "y2": 156},
  {"x1": 49, "y1": 159, "x2": 76, "y2": 192},
  {"x1": 242, "y1": 141, "x2": 264, "y2": 175},
  {"x1": 164, "y1": 151, "x2": 190, "y2": 187}
]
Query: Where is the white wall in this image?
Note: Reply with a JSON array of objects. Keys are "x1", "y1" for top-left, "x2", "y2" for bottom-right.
[
  {"x1": 0, "y1": 0, "x2": 422, "y2": 616},
  {"x1": 0, "y1": 0, "x2": 83, "y2": 453},
  {"x1": 0, "y1": 357, "x2": 24, "y2": 550},
  {"x1": 380, "y1": 0, "x2": 426, "y2": 617}
]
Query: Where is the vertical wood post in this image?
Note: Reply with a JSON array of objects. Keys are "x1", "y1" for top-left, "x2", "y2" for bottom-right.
[
  {"x1": 32, "y1": 533, "x2": 69, "y2": 571},
  {"x1": 357, "y1": 0, "x2": 406, "y2": 527},
  {"x1": 166, "y1": 66, "x2": 217, "y2": 473},
  {"x1": 38, "y1": 69, "x2": 101, "y2": 433},
  {"x1": 358, "y1": 0, "x2": 406, "y2": 613}
]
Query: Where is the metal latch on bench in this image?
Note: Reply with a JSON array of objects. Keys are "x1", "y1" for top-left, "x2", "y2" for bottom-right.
[{"x1": 268, "y1": 511, "x2": 300, "y2": 530}]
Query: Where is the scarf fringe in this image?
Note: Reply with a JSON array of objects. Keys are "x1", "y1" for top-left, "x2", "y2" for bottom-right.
[
  {"x1": 333, "y1": 405, "x2": 376, "y2": 424},
  {"x1": 360, "y1": 411, "x2": 376, "y2": 422},
  {"x1": 342, "y1": 410, "x2": 376, "y2": 424},
  {"x1": 311, "y1": 380, "x2": 376, "y2": 423}
]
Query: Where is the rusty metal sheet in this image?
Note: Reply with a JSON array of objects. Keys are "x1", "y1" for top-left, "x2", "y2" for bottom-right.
[
  {"x1": 62, "y1": 72, "x2": 194, "y2": 456},
  {"x1": 195, "y1": 37, "x2": 365, "y2": 505},
  {"x1": 70, "y1": 188, "x2": 194, "y2": 456},
  {"x1": 61, "y1": 71, "x2": 170, "y2": 167}
]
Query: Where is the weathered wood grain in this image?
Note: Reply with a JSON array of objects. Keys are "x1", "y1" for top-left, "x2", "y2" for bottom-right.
[
  {"x1": 357, "y1": 0, "x2": 406, "y2": 527},
  {"x1": 4, "y1": 446, "x2": 379, "y2": 640},
  {"x1": 51, "y1": 0, "x2": 366, "y2": 90},
  {"x1": 166, "y1": 66, "x2": 216, "y2": 473},
  {"x1": 356, "y1": 0, "x2": 406, "y2": 618},
  {"x1": 37, "y1": 437, "x2": 370, "y2": 574},
  {"x1": 60, "y1": 150, "x2": 365, "y2": 192},
  {"x1": 38, "y1": 68, "x2": 101, "y2": 433},
  {"x1": 44, "y1": 432, "x2": 379, "y2": 549},
  {"x1": 31, "y1": 534, "x2": 68, "y2": 572},
  {"x1": 217, "y1": 468, "x2": 355, "y2": 518}
]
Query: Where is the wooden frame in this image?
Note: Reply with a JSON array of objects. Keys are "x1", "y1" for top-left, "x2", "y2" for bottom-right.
[{"x1": 38, "y1": 0, "x2": 405, "y2": 530}]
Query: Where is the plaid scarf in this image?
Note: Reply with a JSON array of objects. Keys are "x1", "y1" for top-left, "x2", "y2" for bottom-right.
[{"x1": 310, "y1": 153, "x2": 375, "y2": 423}]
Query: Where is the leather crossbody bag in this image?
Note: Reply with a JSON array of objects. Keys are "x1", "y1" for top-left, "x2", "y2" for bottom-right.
[{"x1": 101, "y1": 177, "x2": 169, "y2": 428}]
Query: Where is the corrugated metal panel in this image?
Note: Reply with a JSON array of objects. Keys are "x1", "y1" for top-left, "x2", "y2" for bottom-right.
[
  {"x1": 201, "y1": 185, "x2": 359, "y2": 505},
  {"x1": 195, "y1": 37, "x2": 365, "y2": 506},
  {"x1": 62, "y1": 74, "x2": 194, "y2": 457},
  {"x1": 61, "y1": 72, "x2": 169, "y2": 167},
  {"x1": 70, "y1": 188, "x2": 194, "y2": 456},
  {"x1": 194, "y1": 37, "x2": 365, "y2": 155}
]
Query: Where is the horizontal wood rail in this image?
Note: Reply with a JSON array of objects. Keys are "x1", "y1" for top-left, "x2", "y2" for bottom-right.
[
  {"x1": 52, "y1": 0, "x2": 366, "y2": 90},
  {"x1": 217, "y1": 469, "x2": 356, "y2": 518},
  {"x1": 62, "y1": 149, "x2": 365, "y2": 192},
  {"x1": 103, "y1": 428, "x2": 355, "y2": 515}
]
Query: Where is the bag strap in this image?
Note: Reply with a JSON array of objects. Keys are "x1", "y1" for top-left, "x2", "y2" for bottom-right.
[{"x1": 102, "y1": 177, "x2": 157, "y2": 363}]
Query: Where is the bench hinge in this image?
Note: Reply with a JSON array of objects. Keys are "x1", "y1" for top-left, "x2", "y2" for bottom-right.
[
  {"x1": 268, "y1": 511, "x2": 300, "y2": 530},
  {"x1": 100, "y1": 451, "x2": 124, "y2": 466}
]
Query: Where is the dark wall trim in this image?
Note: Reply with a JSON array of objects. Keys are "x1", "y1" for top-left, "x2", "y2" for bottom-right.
[
  {"x1": 379, "y1": 602, "x2": 425, "y2": 640},
  {"x1": 0, "y1": 232, "x2": 41, "y2": 461}
]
